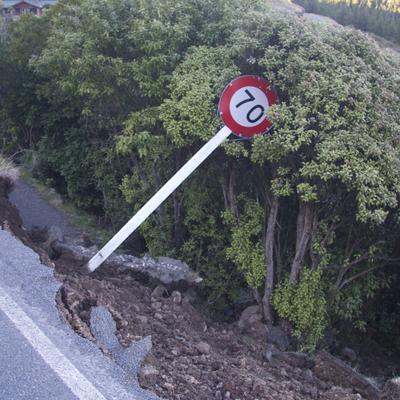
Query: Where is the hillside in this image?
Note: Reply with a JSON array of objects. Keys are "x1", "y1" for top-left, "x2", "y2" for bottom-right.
[
  {"x1": 0, "y1": 168, "x2": 394, "y2": 400},
  {"x1": 291, "y1": 0, "x2": 400, "y2": 47},
  {"x1": 1, "y1": 1, "x2": 400, "y2": 398}
]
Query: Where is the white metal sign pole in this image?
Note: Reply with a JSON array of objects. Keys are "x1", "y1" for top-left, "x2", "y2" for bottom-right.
[{"x1": 87, "y1": 125, "x2": 231, "y2": 272}]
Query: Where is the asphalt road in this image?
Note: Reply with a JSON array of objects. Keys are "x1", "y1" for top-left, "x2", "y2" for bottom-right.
[
  {"x1": 0, "y1": 310, "x2": 79, "y2": 400},
  {"x1": 9, "y1": 180, "x2": 79, "y2": 237},
  {"x1": 0, "y1": 229, "x2": 158, "y2": 400}
]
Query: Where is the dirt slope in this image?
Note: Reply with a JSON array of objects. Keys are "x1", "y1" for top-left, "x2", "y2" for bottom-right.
[{"x1": 1, "y1": 176, "x2": 379, "y2": 400}]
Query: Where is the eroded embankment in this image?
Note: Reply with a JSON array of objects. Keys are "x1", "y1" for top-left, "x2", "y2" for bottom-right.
[
  {"x1": 1, "y1": 176, "x2": 391, "y2": 400},
  {"x1": 0, "y1": 176, "x2": 53, "y2": 267}
]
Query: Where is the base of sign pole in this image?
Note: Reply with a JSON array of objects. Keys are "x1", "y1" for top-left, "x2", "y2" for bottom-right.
[{"x1": 87, "y1": 252, "x2": 104, "y2": 272}]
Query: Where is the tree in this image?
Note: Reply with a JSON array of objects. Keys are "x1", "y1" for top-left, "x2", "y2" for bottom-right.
[
  {"x1": 160, "y1": 10, "x2": 400, "y2": 347},
  {"x1": 0, "y1": 13, "x2": 51, "y2": 152}
]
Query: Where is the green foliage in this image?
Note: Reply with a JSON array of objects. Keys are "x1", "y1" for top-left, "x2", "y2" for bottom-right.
[
  {"x1": 273, "y1": 268, "x2": 328, "y2": 352},
  {"x1": 181, "y1": 177, "x2": 244, "y2": 313},
  {"x1": 160, "y1": 46, "x2": 239, "y2": 146},
  {"x1": 0, "y1": 13, "x2": 50, "y2": 151},
  {"x1": 331, "y1": 270, "x2": 392, "y2": 330},
  {"x1": 225, "y1": 198, "x2": 265, "y2": 289},
  {"x1": 250, "y1": 16, "x2": 400, "y2": 225},
  {"x1": 1, "y1": 0, "x2": 400, "y2": 351}
]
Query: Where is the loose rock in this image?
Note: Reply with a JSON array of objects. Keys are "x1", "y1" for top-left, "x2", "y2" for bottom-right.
[
  {"x1": 302, "y1": 369, "x2": 314, "y2": 383},
  {"x1": 196, "y1": 341, "x2": 211, "y2": 355},
  {"x1": 139, "y1": 365, "x2": 159, "y2": 387},
  {"x1": 238, "y1": 305, "x2": 262, "y2": 331},
  {"x1": 151, "y1": 285, "x2": 168, "y2": 301},
  {"x1": 171, "y1": 290, "x2": 182, "y2": 304}
]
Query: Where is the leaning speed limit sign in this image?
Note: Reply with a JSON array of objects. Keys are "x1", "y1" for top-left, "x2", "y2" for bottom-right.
[
  {"x1": 88, "y1": 75, "x2": 278, "y2": 272},
  {"x1": 219, "y1": 75, "x2": 278, "y2": 137}
]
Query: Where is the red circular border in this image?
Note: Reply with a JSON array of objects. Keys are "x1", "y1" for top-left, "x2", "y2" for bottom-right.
[{"x1": 218, "y1": 75, "x2": 278, "y2": 138}]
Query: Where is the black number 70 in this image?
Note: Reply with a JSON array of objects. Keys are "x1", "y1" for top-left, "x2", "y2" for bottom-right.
[{"x1": 235, "y1": 89, "x2": 265, "y2": 124}]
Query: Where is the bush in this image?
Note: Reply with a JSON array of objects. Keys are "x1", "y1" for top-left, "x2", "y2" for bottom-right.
[{"x1": 273, "y1": 268, "x2": 327, "y2": 352}]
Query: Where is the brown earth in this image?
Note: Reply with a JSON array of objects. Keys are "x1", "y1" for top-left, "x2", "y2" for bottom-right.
[
  {"x1": 0, "y1": 176, "x2": 53, "y2": 267},
  {"x1": 54, "y1": 258, "x2": 368, "y2": 400},
  {"x1": 0, "y1": 177, "x2": 379, "y2": 400}
]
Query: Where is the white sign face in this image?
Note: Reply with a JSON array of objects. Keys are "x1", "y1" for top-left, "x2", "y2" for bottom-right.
[{"x1": 229, "y1": 86, "x2": 269, "y2": 128}]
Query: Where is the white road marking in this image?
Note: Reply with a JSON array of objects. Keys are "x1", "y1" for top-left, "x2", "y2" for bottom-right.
[{"x1": 0, "y1": 284, "x2": 107, "y2": 400}]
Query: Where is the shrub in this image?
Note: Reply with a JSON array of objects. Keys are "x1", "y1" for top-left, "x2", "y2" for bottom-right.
[{"x1": 273, "y1": 268, "x2": 327, "y2": 352}]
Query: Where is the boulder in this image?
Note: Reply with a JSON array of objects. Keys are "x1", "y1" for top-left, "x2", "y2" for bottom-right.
[
  {"x1": 136, "y1": 315, "x2": 149, "y2": 325},
  {"x1": 322, "y1": 386, "x2": 365, "y2": 400},
  {"x1": 195, "y1": 341, "x2": 211, "y2": 355},
  {"x1": 238, "y1": 305, "x2": 262, "y2": 331},
  {"x1": 156, "y1": 256, "x2": 203, "y2": 285},
  {"x1": 263, "y1": 348, "x2": 273, "y2": 363},
  {"x1": 380, "y1": 377, "x2": 400, "y2": 400},
  {"x1": 52, "y1": 242, "x2": 96, "y2": 264}
]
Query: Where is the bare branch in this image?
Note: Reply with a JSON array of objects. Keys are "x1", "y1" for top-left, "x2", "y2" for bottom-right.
[
  {"x1": 338, "y1": 266, "x2": 380, "y2": 290},
  {"x1": 336, "y1": 256, "x2": 400, "y2": 290}
]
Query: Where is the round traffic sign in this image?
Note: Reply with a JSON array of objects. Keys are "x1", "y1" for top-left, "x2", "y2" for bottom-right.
[{"x1": 218, "y1": 75, "x2": 278, "y2": 138}]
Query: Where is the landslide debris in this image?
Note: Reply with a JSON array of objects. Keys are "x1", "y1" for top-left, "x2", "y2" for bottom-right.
[
  {"x1": 0, "y1": 177, "x2": 382, "y2": 400},
  {"x1": 54, "y1": 257, "x2": 368, "y2": 400}
]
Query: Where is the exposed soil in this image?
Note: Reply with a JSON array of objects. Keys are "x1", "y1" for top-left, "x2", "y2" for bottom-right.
[
  {"x1": 0, "y1": 177, "x2": 53, "y2": 267},
  {"x1": 54, "y1": 257, "x2": 365, "y2": 400},
  {"x1": 0, "y1": 177, "x2": 385, "y2": 400}
]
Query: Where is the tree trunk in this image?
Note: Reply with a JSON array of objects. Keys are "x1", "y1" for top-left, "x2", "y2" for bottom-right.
[
  {"x1": 228, "y1": 168, "x2": 239, "y2": 219},
  {"x1": 310, "y1": 212, "x2": 319, "y2": 270},
  {"x1": 262, "y1": 195, "x2": 279, "y2": 325},
  {"x1": 221, "y1": 179, "x2": 229, "y2": 210},
  {"x1": 173, "y1": 192, "x2": 183, "y2": 247},
  {"x1": 289, "y1": 202, "x2": 314, "y2": 284}
]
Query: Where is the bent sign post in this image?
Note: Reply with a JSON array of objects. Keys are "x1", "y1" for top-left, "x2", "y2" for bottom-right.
[{"x1": 87, "y1": 75, "x2": 278, "y2": 272}]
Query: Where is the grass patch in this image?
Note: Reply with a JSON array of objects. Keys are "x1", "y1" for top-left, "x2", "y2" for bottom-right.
[{"x1": 0, "y1": 155, "x2": 19, "y2": 182}]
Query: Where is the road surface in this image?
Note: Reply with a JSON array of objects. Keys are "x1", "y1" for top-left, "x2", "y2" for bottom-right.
[
  {"x1": 9, "y1": 180, "x2": 79, "y2": 237},
  {"x1": 0, "y1": 229, "x2": 158, "y2": 400}
]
